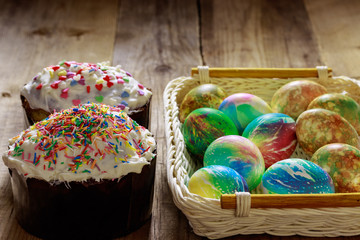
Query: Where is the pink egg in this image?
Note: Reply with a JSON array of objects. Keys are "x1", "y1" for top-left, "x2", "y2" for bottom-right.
[
  {"x1": 219, "y1": 93, "x2": 272, "y2": 134},
  {"x1": 243, "y1": 113, "x2": 297, "y2": 168}
]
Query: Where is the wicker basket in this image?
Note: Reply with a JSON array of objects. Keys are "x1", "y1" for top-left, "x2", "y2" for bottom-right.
[{"x1": 163, "y1": 66, "x2": 360, "y2": 239}]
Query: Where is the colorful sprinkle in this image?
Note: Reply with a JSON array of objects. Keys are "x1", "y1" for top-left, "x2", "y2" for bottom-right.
[
  {"x1": 95, "y1": 84, "x2": 103, "y2": 91},
  {"x1": 96, "y1": 79, "x2": 105, "y2": 84},
  {"x1": 58, "y1": 76, "x2": 67, "y2": 81},
  {"x1": 60, "y1": 88, "x2": 69, "y2": 99},
  {"x1": 50, "y1": 81, "x2": 61, "y2": 89},
  {"x1": 67, "y1": 72, "x2": 75, "y2": 78},
  {"x1": 121, "y1": 91, "x2": 130, "y2": 98},
  {"x1": 117, "y1": 104, "x2": 126, "y2": 110},
  {"x1": 78, "y1": 79, "x2": 85, "y2": 85},
  {"x1": 95, "y1": 96, "x2": 104, "y2": 103},
  {"x1": 70, "y1": 79, "x2": 78, "y2": 86},
  {"x1": 72, "y1": 99, "x2": 81, "y2": 106},
  {"x1": 36, "y1": 84, "x2": 43, "y2": 90},
  {"x1": 107, "y1": 81, "x2": 114, "y2": 88},
  {"x1": 58, "y1": 70, "x2": 67, "y2": 76},
  {"x1": 103, "y1": 75, "x2": 111, "y2": 81}
]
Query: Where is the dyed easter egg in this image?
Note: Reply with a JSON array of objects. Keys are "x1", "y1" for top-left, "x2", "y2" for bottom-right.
[
  {"x1": 271, "y1": 80, "x2": 327, "y2": 119},
  {"x1": 203, "y1": 135, "x2": 265, "y2": 191},
  {"x1": 296, "y1": 109, "x2": 360, "y2": 155},
  {"x1": 219, "y1": 93, "x2": 272, "y2": 134},
  {"x1": 183, "y1": 108, "x2": 238, "y2": 161},
  {"x1": 179, "y1": 84, "x2": 227, "y2": 123},
  {"x1": 311, "y1": 143, "x2": 360, "y2": 193},
  {"x1": 188, "y1": 165, "x2": 249, "y2": 199},
  {"x1": 307, "y1": 93, "x2": 360, "y2": 135},
  {"x1": 261, "y1": 158, "x2": 335, "y2": 194},
  {"x1": 242, "y1": 113, "x2": 297, "y2": 168}
]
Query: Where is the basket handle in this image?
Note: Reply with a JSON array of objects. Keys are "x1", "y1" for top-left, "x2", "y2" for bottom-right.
[
  {"x1": 191, "y1": 67, "x2": 332, "y2": 79},
  {"x1": 221, "y1": 192, "x2": 360, "y2": 209}
]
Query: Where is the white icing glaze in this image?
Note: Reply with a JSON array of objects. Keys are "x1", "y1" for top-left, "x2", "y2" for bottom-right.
[
  {"x1": 2, "y1": 103, "x2": 156, "y2": 182},
  {"x1": 21, "y1": 61, "x2": 152, "y2": 112}
]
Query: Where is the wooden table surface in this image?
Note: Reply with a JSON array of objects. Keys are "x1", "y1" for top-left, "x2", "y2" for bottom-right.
[{"x1": 1, "y1": 0, "x2": 360, "y2": 239}]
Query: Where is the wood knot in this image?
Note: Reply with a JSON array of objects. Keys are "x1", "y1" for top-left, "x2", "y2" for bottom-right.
[
  {"x1": 2, "y1": 92, "x2": 11, "y2": 97},
  {"x1": 155, "y1": 64, "x2": 172, "y2": 73},
  {"x1": 30, "y1": 27, "x2": 52, "y2": 37},
  {"x1": 66, "y1": 28, "x2": 90, "y2": 38}
]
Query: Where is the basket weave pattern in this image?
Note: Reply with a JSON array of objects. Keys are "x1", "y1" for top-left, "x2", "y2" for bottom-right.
[{"x1": 163, "y1": 67, "x2": 360, "y2": 239}]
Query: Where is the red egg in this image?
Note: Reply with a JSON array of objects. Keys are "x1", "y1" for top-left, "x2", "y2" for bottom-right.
[{"x1": 242, "y1": 113, "x2": 297, "y2": 168}]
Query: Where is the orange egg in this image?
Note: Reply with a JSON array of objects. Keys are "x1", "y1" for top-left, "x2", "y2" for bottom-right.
[
  {"x1": 296, "y1": 109, "x2": 359, "y2": 155},
  {"x1": 271, "y1": 80, "x2": 327, "y2": 119},
  {"x1": 311, "y1": 143, "x2": 360, "y2": 193},
  {"x1": 308, "y1": 93, "x2": 360, "y2": 135},
  {"x1": 179, "y1": 84, "x2": 227, "y2": 123}
]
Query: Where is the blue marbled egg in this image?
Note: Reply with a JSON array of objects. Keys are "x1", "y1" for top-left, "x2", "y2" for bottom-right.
[
  {"x1": 203, "y1": 135, "x2": 264, "y2": 191},
  {"x1": 188, "y1": 165, "x2": 249, "y2": 199},
  {"x1": 261, "y1": 158, "x2": 335, "y2": 194}
]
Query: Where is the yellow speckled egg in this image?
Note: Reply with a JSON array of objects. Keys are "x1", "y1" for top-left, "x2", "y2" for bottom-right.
[
  {"x1": 271, "y1": 80, "x2": 327, "y2": 119},
  {"x1": 311, "y1": 143, "x2": 360, "y2": 193},
  {"x1": 307, "y1": 93, "x2": 360, "y2": 135},
  {"x1": 179, "y1": 84, "x2": 227, "y2": 123},
  {"x1": 296, "y1": 109, "x2": 360, "y2": 155}
]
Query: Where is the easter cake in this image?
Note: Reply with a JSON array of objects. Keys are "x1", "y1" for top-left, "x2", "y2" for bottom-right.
[
  {"x1": 2, "y1": 103, "x2": 157, "y2": 239},
  {"x1": 21, "y1": 61, "x2": 152, "y2": 128}
]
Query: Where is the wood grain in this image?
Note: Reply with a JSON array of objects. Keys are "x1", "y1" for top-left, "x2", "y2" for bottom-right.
[
  {"x1": 112, "y1": 0, "x2": 202, "y2": 239},
  {"x1": 305, "y1": 0, "x2": 360, "y2": 77},
  {"x1": 200, "y1": 0, "x2": 322, "y2": 68},
  {"x1": 221, "y1": 193, "x2": 360, "y2": 209},
  {"x1": 0, "y1": 0, "x2": 118, "y2": 239},
  {"x1": 191, "y1": 67, "x2": 332, "y2": 78}
]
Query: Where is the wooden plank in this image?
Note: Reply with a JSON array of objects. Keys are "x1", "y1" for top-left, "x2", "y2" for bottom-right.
[
  {"x1": 221, "y1": 193, "x2": 360, "y2": 209},
  {"x1": 305, "y1": 0, "x2": 360, "y2": 77},
  {"x1": 191, "y1": 67, "x2": 333, "y2": 78},
  {"x1": 0, "y1": 0, "x2": 118, "y2": 239},
  {"x1": 200, "y1": 0, "x2": 322, "y2": 68},
  {"x1": 112, "y1": 0, "x2": 202, "y2": 239}
]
